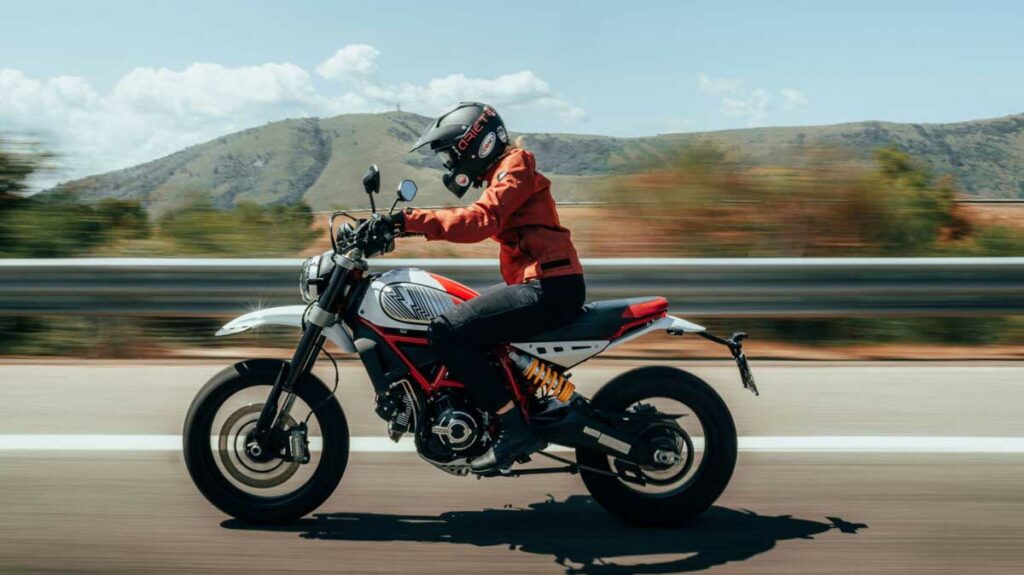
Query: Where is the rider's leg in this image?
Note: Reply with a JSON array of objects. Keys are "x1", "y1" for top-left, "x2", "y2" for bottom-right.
[
  {"x1": 428, "y1": 275, "x2": 585, "y2": 470},
  {"x1": 427, "y1": 282, "x2": 546, "y2": 411}
]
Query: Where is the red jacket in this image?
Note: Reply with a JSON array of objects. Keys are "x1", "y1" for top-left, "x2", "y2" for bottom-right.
[{"x1": 404, "y1": 149, "x2": 584, "y2": 285}]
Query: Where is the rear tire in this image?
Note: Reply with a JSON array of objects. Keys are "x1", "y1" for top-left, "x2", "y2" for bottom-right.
[
  {"x1": 577, "y1": 366, "x2": 737, "y2": 526},
  {"x1": 183, "y1": 360, "x2": 349, "y2": 524}
]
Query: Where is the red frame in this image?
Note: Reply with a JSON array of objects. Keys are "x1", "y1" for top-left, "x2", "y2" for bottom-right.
[{"x1": 356, "y1": 317, "x2": 528, "y2": 406}]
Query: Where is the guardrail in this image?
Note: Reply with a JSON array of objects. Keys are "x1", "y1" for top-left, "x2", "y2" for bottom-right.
[{"x1": 1, "y1": 257, "x2": 1022, "y2": 316}]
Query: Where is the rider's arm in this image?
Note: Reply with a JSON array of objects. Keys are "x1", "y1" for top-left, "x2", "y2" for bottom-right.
[{"x1": 403, "y1": 150, "x2": 536, "y2": 243}]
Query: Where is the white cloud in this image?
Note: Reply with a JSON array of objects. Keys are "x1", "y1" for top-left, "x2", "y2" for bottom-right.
[
  {"x1": 697, "y1": 72, "x2": 742, "y2": 96},
  {"x1": 721, "y1": 89, "x2": 771, "y2": 126},
  {"x1": 781, "y1": 88, "x2": 810, "y2": 109},
  {"x1": 697, "y1": 73, "x2": 808, "y2": 127},
  {"x1": 353, "y1": 71, "x2": 586, "y2": 123},
  {"x1": 114, "y1": 62, "x2": 318, "y2": 119},
  {"x1": 316, "y1": 44, "x2": 380, "y2": 81},
  {"x1": 0, "y1": 44, "x2": 585, "y2": 188}
]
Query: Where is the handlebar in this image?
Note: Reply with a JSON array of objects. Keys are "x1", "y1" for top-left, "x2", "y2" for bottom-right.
[
  {"x1": 330, "y1": 169, "x2": 419, "y2": 258},
  {"x1": 334, "y1": 214, "x2": 398, "y2": 259}
]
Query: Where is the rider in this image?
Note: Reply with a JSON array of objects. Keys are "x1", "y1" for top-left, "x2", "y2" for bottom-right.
[{"x1": 389, "y1": 102, "x2": 585, "y2": 471}]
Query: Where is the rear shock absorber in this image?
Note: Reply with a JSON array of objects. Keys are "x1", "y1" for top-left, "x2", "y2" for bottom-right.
[{"x1": 509, "y1": 352, "x2": 576, "y2": 402}]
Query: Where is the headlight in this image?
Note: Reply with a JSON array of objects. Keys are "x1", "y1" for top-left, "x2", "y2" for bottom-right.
[{"x1": 299, "y1": 250, "x2": 336, "y2": 303}]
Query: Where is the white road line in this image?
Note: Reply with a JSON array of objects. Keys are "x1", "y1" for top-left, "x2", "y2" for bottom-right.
[{"x1": 0, "y1": 435, "x2": 1023, "y2": 453}]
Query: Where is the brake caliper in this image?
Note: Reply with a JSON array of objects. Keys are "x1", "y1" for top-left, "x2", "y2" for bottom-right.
[{"x1": 285, "y1": 422, "x2": 310, "y2": 464}]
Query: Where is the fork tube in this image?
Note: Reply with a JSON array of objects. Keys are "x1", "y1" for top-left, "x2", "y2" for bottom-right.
[
  {"x1": 255, "y1": 265, "x2": 350, "y2": 442},
  {"x1": 255, "y1": 324, "x2": 324, "y2": 442}
]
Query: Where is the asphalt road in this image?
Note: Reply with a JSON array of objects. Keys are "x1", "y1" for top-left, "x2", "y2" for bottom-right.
[{"x1": 0, "y1": 360, "x2": 1022, "y2": 574}]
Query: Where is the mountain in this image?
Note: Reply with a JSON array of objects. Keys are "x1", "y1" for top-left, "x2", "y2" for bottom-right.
[{"x1": 53, "y1": 111, "x2": 1024, "y2": 210}]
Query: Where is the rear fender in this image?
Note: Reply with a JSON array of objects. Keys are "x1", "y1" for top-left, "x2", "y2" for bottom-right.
[
  {"x1": 604, "y1": 315, "x2": 705, "y2": 351},
  {"x1": 215, "y1": 305, "x2": 356, "y2": 353}
]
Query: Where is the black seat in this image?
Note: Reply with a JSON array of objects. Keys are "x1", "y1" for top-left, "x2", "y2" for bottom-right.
[{"x1": 521, "y1": 296, "x2": 669, "y2": 342}]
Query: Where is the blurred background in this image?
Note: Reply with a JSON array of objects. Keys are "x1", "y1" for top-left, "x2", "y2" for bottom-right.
[
  {"x1": 2, "y1": 129, "x2": 1022, "y2": 358},
  {"x1": 2, "y1": 0, "x2": 1022, "y2": 361},
  {"x1": 4, "y1": 0, "x2": 1024, "y2": 360},
  {"x1": 2, "y1": 2, "x2": 1023, "y2": 574}
]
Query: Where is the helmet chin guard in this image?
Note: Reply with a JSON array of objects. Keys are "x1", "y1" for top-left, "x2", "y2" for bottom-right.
[
  {"x1": 442, "y1": 172, "x2": 473, "y2": 198},
  {"x1": 410, "y1": 102, "x2": 509, "y2": 198}
]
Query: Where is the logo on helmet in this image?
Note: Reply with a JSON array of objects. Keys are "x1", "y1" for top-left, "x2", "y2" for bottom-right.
[
  {"x1": 454, "y1": 173, "x2": 470, "y2": 188},
  {"x1": 496, "y1": 125, "x2": 508, "y2": 144},
  {"x1": 456, "y1": 107, "x2": 498, "y2": 153},
  {"x1": 478, "y1": 132, "x2": 496, "y2": 159}
]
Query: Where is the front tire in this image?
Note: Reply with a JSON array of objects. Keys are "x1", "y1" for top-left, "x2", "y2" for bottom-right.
[
  {"x1": 183, "y1": 360, "x2": 349, "y2": 524},
  {"x1": 577, "y1": 366, "x2": 737, "y2": 526}
]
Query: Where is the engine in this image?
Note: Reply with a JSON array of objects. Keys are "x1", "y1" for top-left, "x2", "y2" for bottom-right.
[
  {"x1": 418, "y1": 391, "x2": 490, "y2": 474},
  {"x1": 374, "y1": 382, "x2": 489, "y2": 475}
]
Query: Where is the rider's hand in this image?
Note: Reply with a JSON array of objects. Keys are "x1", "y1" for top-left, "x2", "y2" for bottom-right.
[
  {"x1": 385, "y1": 210, "x2": 406, "y2": 233},
  {"x1": 361, "y1": 213, "x2": 403, "y2": 256},
  {"x1": 379, "y1": 210, "x2": 419, "y2": 238}
]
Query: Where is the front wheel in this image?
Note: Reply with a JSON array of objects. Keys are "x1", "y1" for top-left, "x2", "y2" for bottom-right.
[
  {"x1": 577, "y1": 366, "x2": 737, "y2": 526},
  {"x1": 183, "y1": 360, "x2": 349, "y2": 524}
]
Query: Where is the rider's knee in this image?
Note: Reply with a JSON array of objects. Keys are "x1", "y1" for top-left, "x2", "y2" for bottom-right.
[{"x1": 427, "y1": 317, "x2": 454, "y2": 349}]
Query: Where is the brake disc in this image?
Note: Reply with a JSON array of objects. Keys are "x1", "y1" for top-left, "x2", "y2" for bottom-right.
[{"x1": 217, "y1": 404, "x2": 300, "y2": 489}]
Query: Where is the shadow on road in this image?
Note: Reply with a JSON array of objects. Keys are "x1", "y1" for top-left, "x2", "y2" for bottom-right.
[{"x1": 223, "y1": 494, "x2": 866, "y2": 574}]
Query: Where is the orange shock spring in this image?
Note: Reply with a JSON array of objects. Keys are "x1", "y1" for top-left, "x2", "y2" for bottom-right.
[{"x1": 522, "y1": 358, "x2": 576, "y2": 402}]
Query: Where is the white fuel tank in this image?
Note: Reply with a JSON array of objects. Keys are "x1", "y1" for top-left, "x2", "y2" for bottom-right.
[{"x1": 357, "y1": 268, "x2": 477, "y2": 331}]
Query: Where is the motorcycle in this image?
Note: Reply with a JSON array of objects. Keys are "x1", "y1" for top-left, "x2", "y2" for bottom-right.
[{"x1": 183, "y1": 166, "x2": 758, "y2": 526}]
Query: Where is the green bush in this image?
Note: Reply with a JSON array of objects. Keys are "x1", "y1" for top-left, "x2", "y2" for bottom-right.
[
  {"x1": 157, "y1": 197, "x2": 316, "y2": 256},
  {"x1": 1, "y1": 140, "x2": 151, "y2": 257},
  {"x1": 1, "y1": 191, "x2": 153, "y2": 257}
]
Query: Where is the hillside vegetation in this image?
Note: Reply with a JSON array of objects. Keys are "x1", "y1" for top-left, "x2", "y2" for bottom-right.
[{"x1": 52, "y1": 111, "x2": 1024, "y2": 211}]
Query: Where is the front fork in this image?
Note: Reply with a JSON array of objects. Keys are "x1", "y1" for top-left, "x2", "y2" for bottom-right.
[
  {"x1": 253, "y1": 323, "x2": 325, "y2": 447},
  {"x1": 253, "y1": 263, "x2": 354, "y2": 449}
]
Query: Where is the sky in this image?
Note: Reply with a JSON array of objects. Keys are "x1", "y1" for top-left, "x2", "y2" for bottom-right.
[{"x1": 2, "y1": 0, "x2": 1023, "y2": 184}]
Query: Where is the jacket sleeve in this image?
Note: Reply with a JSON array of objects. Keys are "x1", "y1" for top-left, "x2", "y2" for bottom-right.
[{"x1": 403, "y1": 151, "x2": 536, "y2": 243}]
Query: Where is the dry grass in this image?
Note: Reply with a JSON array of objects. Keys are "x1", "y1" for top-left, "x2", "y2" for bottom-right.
[
  {"x1": 962, "y1": 204, "x2": 1024, "y2": 232},
  {"x1": 302, "y1": 202, "x2": 1022, "y2": 260}
]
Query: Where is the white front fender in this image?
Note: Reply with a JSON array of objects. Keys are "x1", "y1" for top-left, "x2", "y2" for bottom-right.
[{"x1": 215, "y1": 305, "x2": 356, "y2": 353}]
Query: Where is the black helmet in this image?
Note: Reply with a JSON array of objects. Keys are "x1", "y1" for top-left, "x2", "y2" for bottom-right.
[{"x1": 409, "y1": 102, "x2": 509, "y2": 198}]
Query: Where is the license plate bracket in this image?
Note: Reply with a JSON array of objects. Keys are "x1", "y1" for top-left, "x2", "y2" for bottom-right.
[{"x1": 698, "y1": 331, "x2": 759, "y2": 396}]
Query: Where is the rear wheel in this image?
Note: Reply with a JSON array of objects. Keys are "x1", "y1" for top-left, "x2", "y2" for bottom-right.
[
  {"x1": 183, "y1": 360, "x2": 349, "y2": 524},
  {"x1": 577, "y1": 366, "x2": 737, "y2": 526}
]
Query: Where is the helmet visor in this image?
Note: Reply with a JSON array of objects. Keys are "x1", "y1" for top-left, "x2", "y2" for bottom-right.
[{"x1": 437, "y1": 148, "x2": 459, "y2": 170}]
